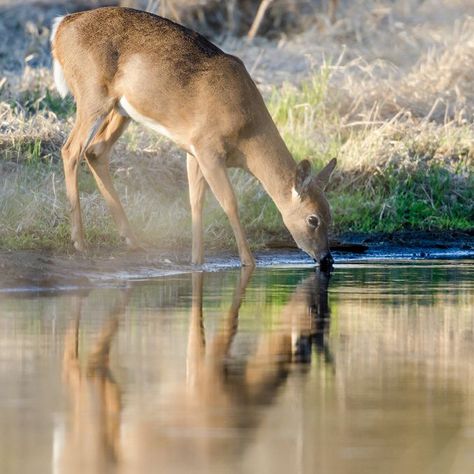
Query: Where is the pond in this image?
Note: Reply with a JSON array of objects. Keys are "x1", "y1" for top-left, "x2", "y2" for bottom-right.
[{"x1": 0, "y1": 261, "x2": 473, "y2": 473}]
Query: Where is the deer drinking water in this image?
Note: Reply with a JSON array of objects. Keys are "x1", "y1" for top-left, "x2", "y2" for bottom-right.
[{"x1": 50, "y1": 7, "x2": 336, "y2": 269}]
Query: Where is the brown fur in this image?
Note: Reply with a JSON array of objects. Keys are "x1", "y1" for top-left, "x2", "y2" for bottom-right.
[{"x1": 51, "y1": 7, "x2": 336, "y2": 266}]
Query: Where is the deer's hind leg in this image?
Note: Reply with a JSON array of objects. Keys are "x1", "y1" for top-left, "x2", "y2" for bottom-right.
[
  {"x1": 62, "y1": 110, "x2": 109, "y2": 251},
  {"x1": 84, "y1": 110, "x2": 140, "y2": 249}
]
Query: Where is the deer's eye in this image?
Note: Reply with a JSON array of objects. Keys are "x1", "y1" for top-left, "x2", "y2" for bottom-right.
[{"x1": 306, "y1": 215, "x2": 320, "y2": 228}]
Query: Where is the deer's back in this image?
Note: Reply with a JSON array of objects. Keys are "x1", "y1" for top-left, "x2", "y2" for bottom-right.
[{"x1": 53, "y1": 7, "x2": 267, "y2": 143}]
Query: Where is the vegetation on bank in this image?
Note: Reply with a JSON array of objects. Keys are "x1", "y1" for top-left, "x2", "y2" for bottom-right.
[
  {"x1": 1, "y1": 71, "x2": 471, "y2": 251},
  {"x1": 0, "y1": 1, "x2": 473, "y2": 252}
]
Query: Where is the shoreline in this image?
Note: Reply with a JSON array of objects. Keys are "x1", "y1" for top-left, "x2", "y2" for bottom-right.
[{"x1": 1, "y1": 232, "x2": 473, "y2": 293}]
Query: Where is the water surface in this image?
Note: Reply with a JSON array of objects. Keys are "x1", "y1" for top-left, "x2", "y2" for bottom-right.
[{"x1": 0, "y1": 262, "x2": 473, "y2": 474}]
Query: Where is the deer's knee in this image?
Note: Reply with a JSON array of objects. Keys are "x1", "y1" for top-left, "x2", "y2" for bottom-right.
[
  {"x1": 61, "y1": 144, "x2": 82, "y2": 171},
  {"x1": 61, "y1": 143, "x2": 71, "y2": 161}
]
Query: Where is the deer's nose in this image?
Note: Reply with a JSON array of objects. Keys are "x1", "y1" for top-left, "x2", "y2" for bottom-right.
[{"x1": 319, "y1": 253, "x2": 334, "y2": 271}]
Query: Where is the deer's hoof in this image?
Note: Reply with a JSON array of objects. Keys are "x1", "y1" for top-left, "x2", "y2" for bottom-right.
[
  {"x1": 241, "y1": 256, "x2": 256, "y2": 268},
  {"x1": 125, "y1": 237, "x2": 144, "y2": 252},
  {"x1": 73, "y1": 240, "x2": 86, "y2": 252}
]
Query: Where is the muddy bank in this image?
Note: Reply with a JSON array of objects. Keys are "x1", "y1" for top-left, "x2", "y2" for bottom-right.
[
  {"x1": 0, "y1": 232, "x2": 473, "y2": 292},
  {"x1": 0, "y1": 248, "x2": 191, "y2": 292},
  {"x1": 339, "y1": 230, "x2": 474, "y2": 248},
  {"x1": 267, "y1": 230, "x2": 474, "y2": 250}
]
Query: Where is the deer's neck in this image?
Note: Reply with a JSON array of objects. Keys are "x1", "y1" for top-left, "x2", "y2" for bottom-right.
[{"x1": 240, "y1": 126, "x2": 296, "y2": 214}]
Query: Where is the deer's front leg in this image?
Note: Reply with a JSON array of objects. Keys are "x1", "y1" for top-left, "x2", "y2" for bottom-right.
[
  {"x1": 194, "y1": 150, "x2": 255, "y2": 267},
  {"x1": 186, "y1": 154, "x2": 208, "y2": 265}
]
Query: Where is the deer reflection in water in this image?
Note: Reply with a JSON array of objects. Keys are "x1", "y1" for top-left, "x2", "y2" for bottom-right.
[
  {"x1": 58, "y1": 269, "x2": 332, "y2": 473},
  {"x1": 59, "y1": 292, "x2": 128, "y2": 474}
]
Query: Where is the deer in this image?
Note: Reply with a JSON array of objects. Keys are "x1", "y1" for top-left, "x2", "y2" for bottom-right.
[{"x1": 50, "y1": 7, "x2": 337, "y2": 269}]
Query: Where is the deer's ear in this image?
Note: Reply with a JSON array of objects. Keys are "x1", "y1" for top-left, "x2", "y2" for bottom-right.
[
  {"x1": 315, "y1": 158, "x2": 337, "y2": 190},
  {"x1": 294, "y1": 159, "x2": 312, "y2": 194}
]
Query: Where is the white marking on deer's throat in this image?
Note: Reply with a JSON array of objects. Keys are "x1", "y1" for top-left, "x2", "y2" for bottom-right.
[
  {"x1": 119, "y1": 96, "x2": 175, "y2": 142},
  {"x1": 291, "y1": 187, "x2": 300, "y2": 200}
]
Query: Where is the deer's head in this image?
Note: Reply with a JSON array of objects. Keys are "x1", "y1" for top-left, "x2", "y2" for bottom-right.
[{"x1": 283, "y1": 158, "x2": 337, "y2": 270}]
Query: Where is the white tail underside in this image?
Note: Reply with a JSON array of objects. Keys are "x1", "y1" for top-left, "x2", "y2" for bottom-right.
[{"x1": 50, "y1": 16, "x2": 70, "y2": 98}]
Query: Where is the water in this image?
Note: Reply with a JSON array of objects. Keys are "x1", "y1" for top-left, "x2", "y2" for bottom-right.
[{"x1": 0, "y1": 261, "x2": 473, "y2": 474}]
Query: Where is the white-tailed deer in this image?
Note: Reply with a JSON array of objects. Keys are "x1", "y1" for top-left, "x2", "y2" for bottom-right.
[{"x1": 50, "y1": 7, "x2": 336, "y2": 269}]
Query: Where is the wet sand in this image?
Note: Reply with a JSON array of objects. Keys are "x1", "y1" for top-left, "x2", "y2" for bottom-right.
[{"x1": 1, "y1": 234, "x2": 473, "y2": 292}]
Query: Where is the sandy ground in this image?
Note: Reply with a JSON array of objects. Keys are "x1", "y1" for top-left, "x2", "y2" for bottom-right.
[{"x1": 1, "y1": 231, "x2": 472, "y2": 291}]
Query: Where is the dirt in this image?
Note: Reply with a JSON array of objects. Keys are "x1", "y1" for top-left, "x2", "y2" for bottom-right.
[
  {"x1": 0, "y1": 248, "x2": 192, "y2": 292},
  {"x1": 1, "y1": 231, "x2": 472, "y2": 292}
]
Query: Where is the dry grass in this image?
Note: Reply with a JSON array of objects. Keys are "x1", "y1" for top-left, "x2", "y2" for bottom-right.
[{"x1": 0, "y1": 0, "x2": 473, "y2": 251}]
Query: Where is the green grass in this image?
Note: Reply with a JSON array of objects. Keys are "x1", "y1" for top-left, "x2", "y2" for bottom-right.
[
  {"x1": 14, "y1": 82, "x2": 76, "y2": 119},
  {"x1": 328, "y1": 156, "x2": 473, "y2": 233},
  {"x1": 1, "y1": 67, "x2": 473, "y2": 252},
  {"x1": 266, "y1": 71, "x2": 473, "y2": 236}
]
